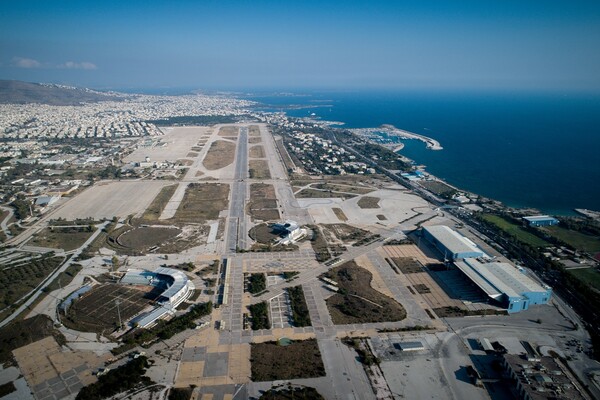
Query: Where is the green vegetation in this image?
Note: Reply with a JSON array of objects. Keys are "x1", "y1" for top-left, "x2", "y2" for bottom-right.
[
  {"x1": 282, "y1": 271, "x2": 299, "y2": 280},
  {"x1": 343, "y1": 337, "x2": 380, "y2": 366},
  {"x1": 114, "y1": 302, "x2": 212, "y2": 354},
  {"x1": 287, "y1": 286, "x2": 311, "y2": 327},
  {"x1": 259, "y1": 386, "x2": 325, "y2": 400},
  {"x1": 544, "y1": 225, "x2": 600, "y2": 253},
  {"x1": 568, "y1": 268, "x2": 600, "y2": 292},
  {"x1": 0, "y1": 255, "x2": 64, "y2": 310},
  {"x1": 10, "y1": 198, "x2": 31, "y2": 220},
  {"x1": 251, "y1": 339, "x2": 325, "y2": 381},
  {"x1": 481, "y1": 214, "x2": 549, "y2": 247},
  {"x1": 0, "y1": 315, "x2": 65, "y2": 365},
  {"x1": 307, "y1": 225, "x2": 331, "y2": 262},
  {"x1": 247, "y1": 273, "x2": 267, "y2": 294},
  {"x1": 0, "y1": 382, "x2": 16, "y2": 397},
  {"x1": 168, "y1": 387, "x2": 194, "y2": 400},
  {"x1": 30, "y1": 226, "x2": 93, "y2": 251},
  {"x1": 248, "y1": 301, "x2": 270, "y2": 330},
  {"x1": 419, "y1": 180, "x2": 457, "y2": 199},
  {"x1": 76, "y1": 356, "x2": 153, "y2": 400},
  {"x1": 352, "y1": 142, "x2": 410, "y2": 171}
]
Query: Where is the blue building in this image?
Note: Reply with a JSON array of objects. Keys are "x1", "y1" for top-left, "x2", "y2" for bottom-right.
[
  {"x1": 454, "y1": 258, "x2": 552, "y2": 313},
  {"x1": 523, "y1": 215, "x2": 559, "y2": 227}
]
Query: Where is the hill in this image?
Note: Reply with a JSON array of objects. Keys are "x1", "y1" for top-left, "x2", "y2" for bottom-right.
[{"x1": 0, "y1": 80, "x2": 122, "y2": 105}]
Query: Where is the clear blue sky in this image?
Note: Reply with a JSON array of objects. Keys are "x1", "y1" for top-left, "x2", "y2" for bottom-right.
[{"x1": 1, "y1": 0, "x2": 599, "y2": 91}]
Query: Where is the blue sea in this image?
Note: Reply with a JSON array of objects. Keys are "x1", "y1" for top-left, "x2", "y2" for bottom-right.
[{"x1": 246, "y1": 90, "x2": 600, "y2": 215}]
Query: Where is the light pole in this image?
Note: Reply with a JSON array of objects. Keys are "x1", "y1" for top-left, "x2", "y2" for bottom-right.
[{"x1": 116, "y1": 299, "x2": 122, "y2": 329}]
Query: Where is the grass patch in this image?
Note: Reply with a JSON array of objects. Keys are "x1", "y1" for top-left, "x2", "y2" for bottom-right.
[
  {"x1": 117, "y1": 227, "x2": 181, "y2": 250},
  {"x1": 312, "y1": 183, "x2": 375, "y2": 195},
  {"x1": 249, "y1": 160, "x2": 271, "y2": 179},
  {"x1": 174, "y1": 183, "x2": 229, "y2": 223},
  {"x1": 249, "y1": 224, "x2": 281, "y2": 244},
  {"x1": 29, "y1": 226, "x2": 93, "y2": 251},
  {"x1": 419, "y1": 180, "x2": 457, "y2": 198},
  {"x1": 248, "y1": 183, "x2": 280, "y2": 222},
  {"x1": 259, "y1": 386, "x2": 324, "y2": 400},
  {"x1": 287, "y1": 286, "x2": 311, "y2": 327},
  {"x1": 544, "y1": 226, "x2": 600, "y2": 253},
  {"x1": 249, "y1": 145, "x2": 265, "y2": 158},
  {"x1": 203, "y1": 140, "x2": 236, "y2": 170},
  {"x1": 432, "y1": 306, "x2": 507, "y2": 318},
  {"x1": 140, "y1": 184, "x2": 177, "y2": 222},
  {"x1": 389, "y1": 257, "x2": 422, "y2": 274},
  {"x1": 295, "y1": 189, "x2": 356, "y2": 199},
  {"x1": 332, "y1": 207, "x2": 348, "y2": 221},
  {"x1": 323, "y1": 261, "x2": 407, "y2": 324},
  {"x1": 569, "y1": 268, "x2": 600, "y2": 292},
  {"x1": 482, "y1": 214, "x2": 549, "y2": 248},
  {"x1": 249, "y1": 137, "x2": 262, "y2": 144},
  {"x1": 248, "y1": 301, "x2": 270, "y2": 330},
  {"x1": 0, "y1": 315, "x2": 65, "y2": 366},
  {"x1": 251, "y1": 339, "x2": 325, "y2": 381},
  {"x1": 357, "y1": 196, "x2": 380, "y2": 209}
]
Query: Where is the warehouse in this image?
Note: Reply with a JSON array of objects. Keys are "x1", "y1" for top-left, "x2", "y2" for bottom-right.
[
  {"x1": 422, "y1": 225, "x2": 486, "y2": 260},
  {"x1": 454, "y1": 258, "x2": 552, "y2": 313},
  {"x1": 523, "y1": 215, "x2": 559, "y2": 227}
]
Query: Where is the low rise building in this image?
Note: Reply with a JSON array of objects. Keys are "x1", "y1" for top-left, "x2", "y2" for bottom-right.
[{"x1": 523, "y1": 215, "x2": 559, "y2": 227}]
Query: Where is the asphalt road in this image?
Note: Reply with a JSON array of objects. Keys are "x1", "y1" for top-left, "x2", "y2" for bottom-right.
[{"x1": 226, "y1": 126, "x2": 249, "y2": 253}]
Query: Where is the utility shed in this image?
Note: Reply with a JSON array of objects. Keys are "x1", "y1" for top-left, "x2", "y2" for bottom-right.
[
  {"x1": 454, "y1": 258, "x2": 552, "y2": 313},
  {"x1": 396, "y1": 341, "x2": 425, "y2": 351},
  {"x1": 422, "y1": 225, "x2": 486, "y2": 260}
]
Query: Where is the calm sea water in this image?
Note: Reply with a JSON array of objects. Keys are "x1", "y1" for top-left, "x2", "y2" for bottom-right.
[{"x1": 248, "y1": 90, "x2": 600, "y2": 215}]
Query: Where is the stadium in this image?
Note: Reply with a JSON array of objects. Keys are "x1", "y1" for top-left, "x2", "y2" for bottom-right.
[{"x1": 120, "y1": 266, "x2": 195, "y2": 328}]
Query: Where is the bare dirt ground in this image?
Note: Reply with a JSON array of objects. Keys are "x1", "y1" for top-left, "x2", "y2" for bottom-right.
[{"x1": 53, "y1": 181, "x2": 170, "y2": 220}]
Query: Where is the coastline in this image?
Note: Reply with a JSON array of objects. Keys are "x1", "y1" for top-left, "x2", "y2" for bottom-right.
[{"x1": 351, "y1": 125, "x2": 443, "y2": 151}]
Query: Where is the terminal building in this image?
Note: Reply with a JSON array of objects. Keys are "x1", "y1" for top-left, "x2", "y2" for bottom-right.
[
  {"x1": 422, "y1": 225, "x2": 551, "y2": 313},
  {"x1": 422, "y1": 225, "x2": 486, "y2": 260},
  {"x1": 120, "y1": 267, "x2": 195, "y2": 328},
  {"x1": 523, "y1": 215, "x2": 559, "y2": 227},
  {"x1": 272, "y1": 220, "x2": 306, "y2": 245}
]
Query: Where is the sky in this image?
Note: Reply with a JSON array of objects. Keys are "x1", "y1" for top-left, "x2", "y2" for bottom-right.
[{"x1": 1, "y1": 0, "x2": 600, "y2": 91}]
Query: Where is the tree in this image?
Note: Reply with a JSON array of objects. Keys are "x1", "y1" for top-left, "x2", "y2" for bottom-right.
[{"x1": 111, "y1": 256, "x2": 119, "y2": 271}]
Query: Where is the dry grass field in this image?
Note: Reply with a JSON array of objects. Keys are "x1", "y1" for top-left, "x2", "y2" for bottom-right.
[
  {"x1": 203, "y1": 140, "x2": 236, "y2": 170},
  {"x1": 174, "y1": 183, "x2": 230, "y2": 222},
  {"x1": 249, "y1": 137, "x2": 262, "y2": 144},
  {"x1": 250, "y1": 339, "x2": 325, "y2": 381},
  {"x1": 332, "y1": 208, "x2": 348, "y2": 221},
  {"x1": 248, "y1": 183, "x2": 280, "y2": 221},
  {"x1": 218, "y1": 126, "x2": 239, "y2": 137},
  {"x1": 357, "y1": 196, "x2": 381, "y2": 209},
  {"x1": 249, "y1": 160, "x2": 271, "y2": 179},
  {"x1": 118, "y1": 227, "x2": 181, "y2": 250},
  {"x1": 30, "y1": 227, "x2": 93, "y2": 251},
  {"x1": 139, "y1": 184, "x2": 178, "y2": 222},
  {"x1": 249, "y1": 145, "x2": 265, "y2": 158},
  {"x1": 249, "y1": 125, "x2": 261, "y2": 137},
  {"x1": 322, "y1": 261, "x2": 407, "y2": 325}
]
